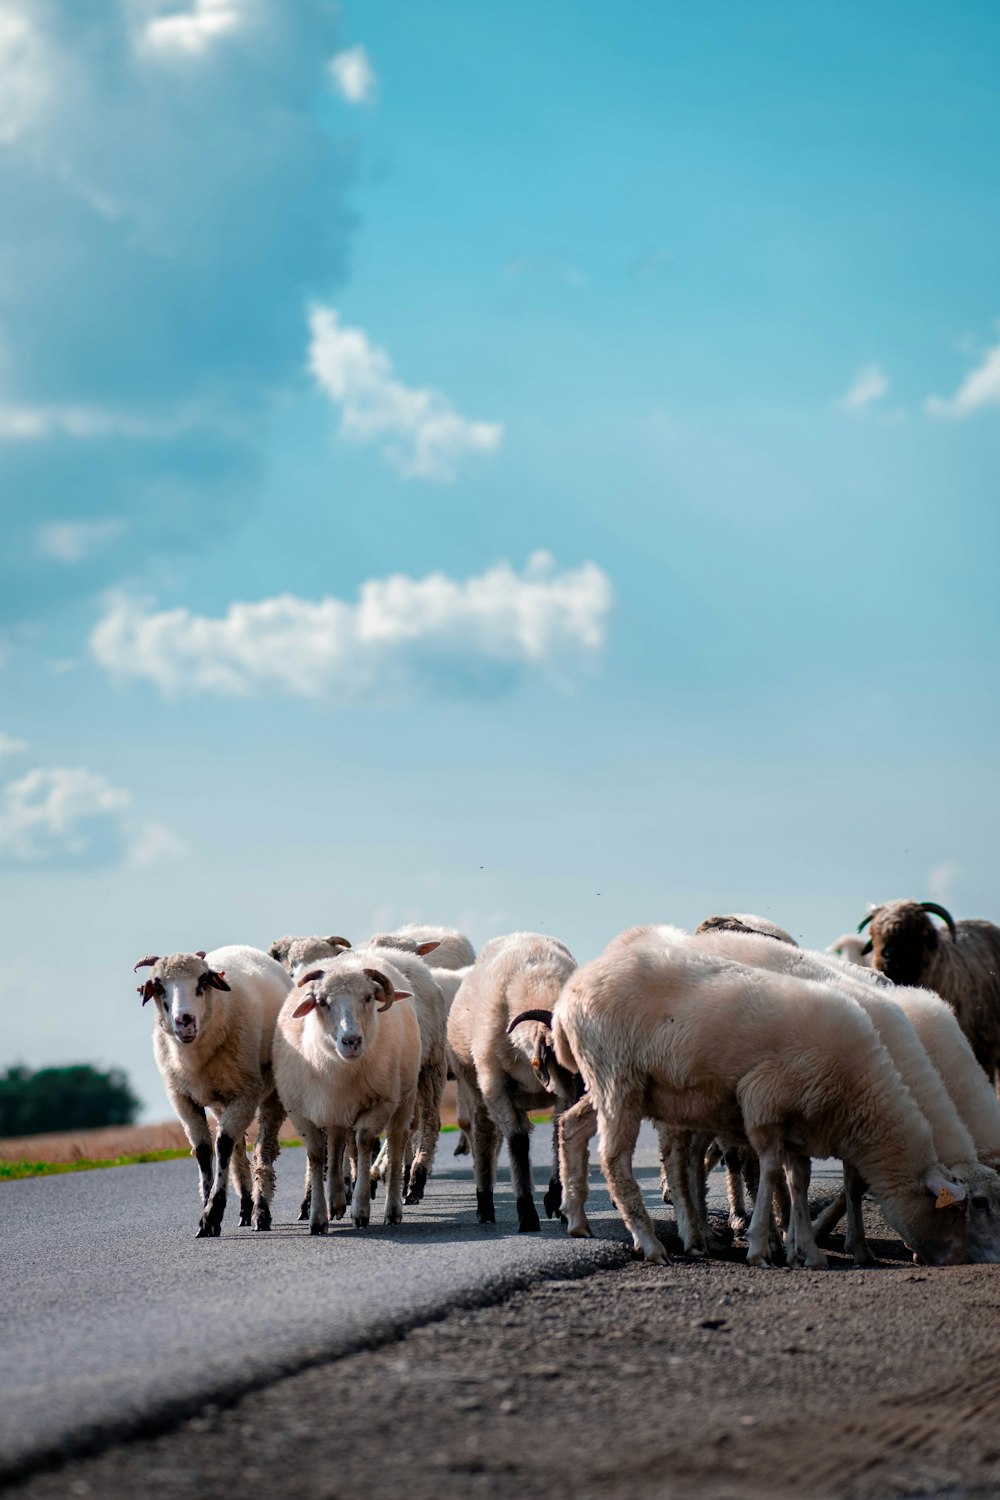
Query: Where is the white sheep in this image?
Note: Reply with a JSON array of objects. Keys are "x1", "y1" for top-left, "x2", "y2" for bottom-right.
[
  {"x1": 827, "y1": 933, "x2": 872, "y2": 968},
  {"x1": 686, "y1": 926, "x2": 1000, "y2": 1265},
  {"x1": 550, "y1": 931, "x2": 968, "y2": 1267},
  {"x1": 366, "y1": 923, "x2": 475, "y2": 971},
  {"x1": 136, "y1": 945, "x2": 290, "y2": 1237},
  {"x1": 448, "y1": 932, "x2": 577, "y2": 1232},
  {"x1": 892, "y1": 987, "x2": 1000, "y2": 1172},
  {"x1": 269, "y1": 934, "x2": 351, "y2": 975},
  {"x1": 424, "y1": 964, "x2": 475, "y2": 1155},
  {"x1": 271, "y1": 955, "x2": 420, "y2": 1232}
]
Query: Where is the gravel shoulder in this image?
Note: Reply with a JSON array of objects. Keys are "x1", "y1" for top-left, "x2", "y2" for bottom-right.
[{"x1": 9, "y1": 1193, "x2": 1000, "y2": 1500}]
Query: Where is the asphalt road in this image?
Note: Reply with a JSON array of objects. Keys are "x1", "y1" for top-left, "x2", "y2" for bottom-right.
[{"x1": 2, "y1": 1122, "x2": 724, "y2": 1481}]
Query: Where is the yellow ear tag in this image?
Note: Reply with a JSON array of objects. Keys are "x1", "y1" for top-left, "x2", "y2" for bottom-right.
[
  {"x1": 935, "y1": 1187, "x2": 957, "y2": 1209},
  {"x1": 531, "y1": 1058, "x2": 541, "y2": 1070}
]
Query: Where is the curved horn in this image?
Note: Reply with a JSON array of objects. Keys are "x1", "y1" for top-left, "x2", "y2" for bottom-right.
[
  {"x1": 363, "y1": 967, "x2": 396, "y2": 1011},
  {"x1": 861, "y1": 939, "x2": 873, "y2": 956},
  {"x1": 920, "y1": 902, "x2": 958, "y2": 940},
  {"x1": 507, "y1": 1009, "x2": 555, "y2": 1034},
  {"x1": 326, "y1": 935, "x2": 351, "y2": 949},
  {"x1": 296, "y1": 968, "x2": 326, "y2": 988},
  {"x1": 134, "y1": 955, "x2": 160, "y2": 972},
  {"x1": 856, "y1": 911, "x2": 877, "y2": 934}
]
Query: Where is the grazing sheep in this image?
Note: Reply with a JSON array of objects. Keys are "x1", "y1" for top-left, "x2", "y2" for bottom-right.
[
  {"x1": 551, "y1": 932, "x2": 967, "y2": 1267},
  {"x1": 272, "y1": 956, "x2": 420, "y2": 1232},
  {"x1": 859, "y1": 901, "x2": 1000, "y2": 1082},
  {"x1": 694, "y1": 914, "x2": 797, "y2": 945},
  {"x1": 269, "y1": 935, "x2": 351, "y2": 973},
  {"x1": 366, "y1": 924, "x2": 476, "y2": 972},
  {"x1": 687, "y1": 926, "x2": 1000, "y2": 1265},
  {"x1": 448, "y1": 933, "x2": 577, "y2": 1232},
  {"x1": 892, "y1": 987, "x2": 1000, "y2": 1172},
  {"x1": 136, "y1": 945, "x2": 290, "y2": 1237},
  {"x1": 828, "y1": 934, "x2": 872, "y2": 968}
]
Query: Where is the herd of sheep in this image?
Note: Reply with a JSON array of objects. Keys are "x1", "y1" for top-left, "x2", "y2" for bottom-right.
[{"x1": 134, "y1": 898, "x2": 1000, "y2": 1271}]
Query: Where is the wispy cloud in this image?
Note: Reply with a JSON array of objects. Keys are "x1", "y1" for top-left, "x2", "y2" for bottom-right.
[
  {"x1": 90, "y1": 553, "x2": 613, "y2": 700},
  {"x1": 925, "y1": 330, "x2": 1000, "y2": 419},
  {"x1": 328, "y1": 44, "x2": 376, "y2": 104},
  {"x1": 927, "y1": 860, "x2": 962, "y2": 903},
  {"x1": 37, "y1": 519, "x2": 126, "y2": 564},
  {"x1": 0, "y1": 733, "x2": 184, "y2": 866},
  {"x1": 840, "y1": 363, "x2": 890, "y2": 412},
  {"x1": 308, "y1": 306, "x2": 503, "y2": 480},
  {"x1": 0, "y1": 4, "x2": 352, "y2": 625}
]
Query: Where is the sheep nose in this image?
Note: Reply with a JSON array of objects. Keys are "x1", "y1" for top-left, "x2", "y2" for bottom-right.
[
  {"x1": 177, "y1": 1013, "x2": 195, "y2": 1027},
  {"x1": 340, "y1": 1033, "x2": 363, "y2": 1055}
]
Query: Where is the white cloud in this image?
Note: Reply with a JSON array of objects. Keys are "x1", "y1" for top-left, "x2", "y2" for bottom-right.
[
  {"x1": 927, "y1": 860, "x2": 962, "y2": 904},
  {"x1": 128, "y1": 819, "x2": 187, "y2": 867},
  {"x1": 840, "y1": 363, "x2": 889, "y2": 412},
  {"x1": 0, "y1": 402, "x2": 192, "y2": 441},
  {"x1": 0, "y1": 3, "x2": 53, "y2": 146},
  {"x1": 0, "y1": 765, "x2": 131, "y2": 861},
  {"x1": 0, "y1": 731, "x2": 27, "y2": 763},
  {"x1": 89, "y1": 552, "x2": 614, "y2": 699},
  {"x1": 328, "y1": 45, "x2": 376, "y2": 105},
  {"x1": 308, "y1": 306, "x2": 503, "y2": 480},
  {"x1": 140, "y1": 0, "x2": 247, "y2": 58},
  {"x1": 37, "y1": 518, "x2": 125, "y2": 564},
  {"x1": 925, "y1": 331, "x2": 1000, "y2": 419}
]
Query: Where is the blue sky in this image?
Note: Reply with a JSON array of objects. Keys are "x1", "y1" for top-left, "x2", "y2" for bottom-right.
[{"x1": 2, "y1": 0, "x2": 998, "y2": 1118}]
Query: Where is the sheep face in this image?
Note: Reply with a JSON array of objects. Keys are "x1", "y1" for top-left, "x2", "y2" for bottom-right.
[
  {"x1": 270, "y1": 935, "x2": 350, "y2": 976},
  {"x1": 862, "y1": 903, "x2": 948, "y2": 987},
  {"x1": 140, "y1": 954, "x2": 230, "y2": 1045},
  {"x1": 293, "y1": 965, "x2": 410, "y2": 1063},
  {"x1": 881, "y1": 1170, "x2": 968, "y2": 1267}
]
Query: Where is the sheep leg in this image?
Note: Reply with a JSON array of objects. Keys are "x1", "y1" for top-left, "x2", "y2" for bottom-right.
[
  {"x1": 744, "y1": 1132, "x2": 785, "y2": 1267},
  {"x1": 351, "y1": 1113, "x2": 387, "y2": 1229},
  {"x1": 383, "y1": 1096, "x2": 416, "y2": 1225},
  {"x1": 462, "y1": 1069, "x2": 498, "y2": 1224},
  {"x1": 600, "y1": 1100, "x2": 670, "y2": 1264},
  {"x1": 689, "y1": 1130, "x2": 732, "y2": 1251},
  {"x1": 303, "y1": 1121, "x2": 329, "y2": 1236},
  {"x1": 406, "y1": 1058, "x2": 445, "y2": 1205},
  {"x1": 812, "y1": 1189, "x2": 847, "y2": 1244},
  {"x1": 228, "y1": 1135, "x2": 253, "y2": 1226},
  {"x1": 454, "y1": 1075, "x2": 474, "y2": 1156},
  {"x1": 325, "y1": 1127, "x2": 349, "y2": 1222},
  {"x1": 249, "y1": 1089, "x2": 283, "y2": 1232},
  {"x1": 660, "y1": 1127, "x2": 706, "y2": 1254},
  {"x1": 723, "y1": 1146, "x2": 750, "y2": 1234},
  {"x1": 168, "y1": 1089, "x2": 214, "y2": 1213},
  {"x1": 199, "y1": 1099, "x2": 255, "y2": 1238},
  {"x1": 543, "y1": 1106, "x2": 566, "y2": 1221},
  {"x1": 484, "y1": 1086, "x2": 540, "y2": 1232},
  {"x1": 558, "y1": 1094, "x2": 597, "y2": 1238},
  {"x1": 843, "y1": 1162, "x2": 876, "y2": 1267},
  {"x1": 784, "y1": 1154, "x2": 827, "y2": 1269}
]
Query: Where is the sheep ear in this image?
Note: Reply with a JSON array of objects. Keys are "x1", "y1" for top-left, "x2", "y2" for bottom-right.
[
  {"x1": 925, "y1": 1171, "x2": 966, "y2": 1208},
  {"x1": 326, "y1": 935, "x2": 351, "y2": 949},
  {"x1": 138, "y1": 980, "x2": 155, "y2": 1005},
  {"x1": 414, "y1": 940, "x2": 440, "y2": 957},
  {"x1": 205, "y1": 970, "x2": 230, "y2": 992},
  {"x1": 195, "y1": 950, "x2": 207, "y2": 959},
  {"x1": 293, "y1": 995, "x2": 318, "y2": 1019},
  {"x1": 297, "y1": 968, "x2": 326, "y2": 988}
]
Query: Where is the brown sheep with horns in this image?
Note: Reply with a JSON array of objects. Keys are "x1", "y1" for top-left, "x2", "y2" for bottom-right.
[{"x1": 859, "y1": 900, "x2": 1000, "y2": 1085}]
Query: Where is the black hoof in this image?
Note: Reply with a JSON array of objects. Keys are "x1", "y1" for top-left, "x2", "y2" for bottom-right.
[
  {"x1": 543, "y1": 1183, "x2": 562, "y2": 1219},
  {"x1": 238, "y1": 1193, "x2": 254, "y2": 1227},
  {"x1": 310, "y1": 1221, "x2": 329, "y2": 1236},
  {"x1": 405, "y1": 1165, "x2": 427, "y2": 1206},
  {"x1": 353, "y1": 1214, "x2": 369, "y2": 1229},
  {"x1": 476, "y1": 1189, "x2": 496, "y2": 1224},
  {"x1": 253, "y1": 1203, "x2": 272, "y2": 1233},
  {"x1": 517, "y1": 1196, "x2": 541, "y2": 1233}
]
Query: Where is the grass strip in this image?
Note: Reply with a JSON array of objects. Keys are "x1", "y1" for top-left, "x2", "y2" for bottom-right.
[{"x1": 2, "y1": 1115, "x2": 554, "y2": 1182}]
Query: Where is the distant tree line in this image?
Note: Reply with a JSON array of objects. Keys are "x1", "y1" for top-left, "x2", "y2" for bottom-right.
[{"x1": 0, "y1": 1064, "x2": 140, "y2": 1137}]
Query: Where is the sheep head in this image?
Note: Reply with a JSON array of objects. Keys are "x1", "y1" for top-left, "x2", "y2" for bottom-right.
[
  {"x1": 135, "y1": 952, "x2": 229, "y2": 1041},
  {"x1": 291, "y1": 961, "x2": 412, "y2": 1062},
  {"x1": 858, "y1": 901, "x2": 957, "y2": 986}
]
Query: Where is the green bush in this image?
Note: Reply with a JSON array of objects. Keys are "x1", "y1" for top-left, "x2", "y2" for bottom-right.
[{"x1": 0, "y1": 1064, "x2": 140, "y2": 1137}]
